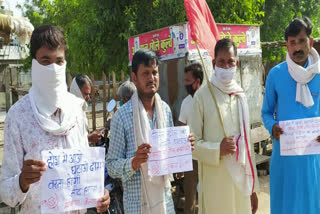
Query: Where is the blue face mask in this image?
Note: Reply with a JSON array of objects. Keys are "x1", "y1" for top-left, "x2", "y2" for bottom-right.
[{"x1": 120, "y1": 100, "x2": 124, "y2": 107}]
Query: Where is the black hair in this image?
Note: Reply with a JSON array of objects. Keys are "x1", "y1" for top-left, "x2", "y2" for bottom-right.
[
  {"x1": 184, "y1": 63, "x2": 204, "y2": 84},
  {"x1": 214, "y1": 38, "x2": 237, "y2": 59},
  {"x1": 131, "y1": 49, "x2": 159, "y2": 74},
  {"x1": 75, "y1": 74, "x2": 92, "y2": 89},
  {"x1": 285, "y1": 17, "x2": 312, "y2": 41},
  {"x1": 30, "y1": 25, "x2": 67, "y2": 59}
]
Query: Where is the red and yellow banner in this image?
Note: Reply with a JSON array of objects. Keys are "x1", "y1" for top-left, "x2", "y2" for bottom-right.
[
  {"x1": 128, "y1": 23, "x2": 260, "y2": 62},
  {"x1": 128, "y1": 27, "x2": 174, "y2": 62}
]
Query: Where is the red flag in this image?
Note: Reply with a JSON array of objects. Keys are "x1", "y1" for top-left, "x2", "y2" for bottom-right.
[{"x1": 184, "y1": 0, "x2": 220, "y2": 59}]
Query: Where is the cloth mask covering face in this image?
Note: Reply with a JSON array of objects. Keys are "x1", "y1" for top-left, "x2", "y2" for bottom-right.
[
  {"x1": 31, "y1": 59, "x2": 68, "y2": 117},
  {"x1": 214, "y1": 65, "x2": 236, "y2": 84}
]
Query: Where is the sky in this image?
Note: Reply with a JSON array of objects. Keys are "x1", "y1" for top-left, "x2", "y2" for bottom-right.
[{"x1": 3, "y1": 0, "x2": 24, "y2": 17}]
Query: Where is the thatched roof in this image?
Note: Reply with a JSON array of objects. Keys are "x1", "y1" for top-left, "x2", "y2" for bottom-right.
[{"x1": 0, "y1": 14, "x2": 34, "y2": 45}]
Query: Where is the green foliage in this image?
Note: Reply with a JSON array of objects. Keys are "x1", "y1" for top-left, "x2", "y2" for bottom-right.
[
  {"x1": 18, "y1": 0, "x2": 265, "y2": 76},
  {"x1": 208, "y1": 0, "x2": 265, "y2": 24},
  {"x1": 261, "y1": 0, "x2": 320, "y2": 64}
]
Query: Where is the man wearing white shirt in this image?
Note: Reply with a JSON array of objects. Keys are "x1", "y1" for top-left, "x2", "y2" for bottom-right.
[{"x1": 178, "y1": 63, "x2": 203, "y2": 214}]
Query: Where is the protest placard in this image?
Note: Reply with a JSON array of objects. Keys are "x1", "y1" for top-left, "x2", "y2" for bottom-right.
[
  {"x1": 40, "y1": 147, "x2": 105, "y2": 213},
  {"x1": 279, "y1": 117, "x2": 320, "y2": 156},
  {"x1": 148, "y1": 126, "x2": 192, "y2": 176}
]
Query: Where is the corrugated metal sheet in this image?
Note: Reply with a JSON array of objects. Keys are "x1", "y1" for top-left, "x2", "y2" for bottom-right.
[{"x1": 239, "y1": 55, "x2": 264, "y2": 124}]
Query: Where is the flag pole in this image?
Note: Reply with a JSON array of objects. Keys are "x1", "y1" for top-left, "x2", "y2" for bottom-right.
[
  {"x1": 195, "y1": 42, "x2": 227, "y2": 137},
  {"x1": 195, "y1": 43, "x2": 210, "y2": 83}
]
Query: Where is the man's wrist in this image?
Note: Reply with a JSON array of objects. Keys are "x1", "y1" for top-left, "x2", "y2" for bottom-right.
[
  {"x1": 19, "y1": 174, "x2": 29, "y2": 193},
  {"x1": 131, "y1": 157, "x2": 138, "y2": 171},
  {"x1": 88, "y1": 133, "x2": 93, "y2": 142}
]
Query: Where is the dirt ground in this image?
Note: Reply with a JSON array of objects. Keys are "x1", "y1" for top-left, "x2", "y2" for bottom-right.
[{"x1": 256, "y1": 175, "x2": 271, "y2": 214}]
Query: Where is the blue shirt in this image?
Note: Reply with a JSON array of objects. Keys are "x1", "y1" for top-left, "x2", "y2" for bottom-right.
[{"x1": 106, "y1": 99, "x2": 175, "y2": 214}]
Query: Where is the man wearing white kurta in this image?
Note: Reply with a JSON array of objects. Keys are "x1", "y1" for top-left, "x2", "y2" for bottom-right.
[{"x1": 190, "y1": 38, "x2": 259, "y2": 214}]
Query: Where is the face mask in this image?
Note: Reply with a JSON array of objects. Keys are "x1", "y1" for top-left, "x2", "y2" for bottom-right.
[
  {"x1": 32, "y1": 59, "x2": 67, "y2": 89},
  {"x1": 185, "y1": 80, "x2": 196, "y2": 96},
  {"x1": 214, "y1": 65, "x2": 236, "y2": 84},
  {"x1": 31, "y1": 59, "x2": 68, "y2": 116}
]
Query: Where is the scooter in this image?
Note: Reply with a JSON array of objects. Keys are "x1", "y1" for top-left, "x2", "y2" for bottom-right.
[{"x1": 87, "y1": 99, "x2": 124, "y2": 214}]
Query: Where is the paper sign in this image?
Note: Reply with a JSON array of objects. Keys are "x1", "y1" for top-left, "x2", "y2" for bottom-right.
[
  {"x1": 279, "y1": 117, "x2": 320, "y2": 156},
  {"x1": 148, "y1": 126, "x2": 192, "y2": 176},
  {"x1": 40, "y1": 147, "x2": 105, "y2": 213}
]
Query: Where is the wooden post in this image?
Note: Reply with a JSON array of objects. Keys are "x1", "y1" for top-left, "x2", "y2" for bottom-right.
[
  {"x1": 121, "y1": 71, "x2": 125, "y2": 83},
  {"x1": 4, "y1": 66, "x2": 10, "y2": 112},
  {"x1": 90, "y1": 72, "x2": 96, "y2": 131},
  {"x1": 102, "y1": 72, "x2": 107, "y2": 126},
  {"x1": 11, "y1": 88, "x2": 18, "y2": 105},
  {"x1": 108, "y1": 72, "x2": 111, "y2": 101},
  {"x1": 10, "y1": 67, "x2": 19, "y2": 105},
  {"x1": 67, "y1": 73, "x2": 73, "y2": 90},
  {"x1": 112, "y1": 72, "x2": 117, "y2": 99}
]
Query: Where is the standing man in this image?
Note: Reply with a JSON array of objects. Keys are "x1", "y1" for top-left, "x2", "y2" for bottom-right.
[
  {"x1": 0, "y1": 25, "x2": 109, "y2": 213},
  {"x1": 106, "y1": 49, "x2": 194, "y2": 214},
  {"x1": 190, "y1": 38, "x2": 259, "y2": 214},
  {"x1": 70, "y1": 74, "x2": 103, "y2": 144},
  {"x1": 178, "y1": 63, "x2": 203, "y2": 214},
  {"x1": 179, "y1": 63, "x2": 203, "y2": 125},
  {"x1": 262, "y1": 17, "x2": 320, "y2": 214}
]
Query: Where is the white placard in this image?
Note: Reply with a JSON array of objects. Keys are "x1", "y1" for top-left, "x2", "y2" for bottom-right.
[
  {"x1": 40, "y1": 147, "x2": 105, "y2": 213},
  {"x1": 280, "y1": 117, "x2": 320, "y2": 156},
  {"x1": 148, "y1": 126, "x2": 192, "y2": 176}
]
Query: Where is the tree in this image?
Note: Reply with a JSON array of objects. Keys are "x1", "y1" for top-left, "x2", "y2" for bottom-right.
[
  {"x1": 208, "y1": 0, "x2": 265, "y2": 24},
  {"x1": 261, "y1": 0, "x2": 320, "y2": 63},
  {"x1": 18, "y1": 0, "x2": 265, "y2": 76}
]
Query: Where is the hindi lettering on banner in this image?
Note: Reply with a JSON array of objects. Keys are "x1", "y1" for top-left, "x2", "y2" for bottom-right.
[
  {"x1": 279, "y1": 117, "x2": 320, "y2": 156},
  {"x1": 40, "y1": 147, "x2": 105, "y2": 213},
  {"x1": 148, "y1": 126, "x2": 193, "y2": 176}
]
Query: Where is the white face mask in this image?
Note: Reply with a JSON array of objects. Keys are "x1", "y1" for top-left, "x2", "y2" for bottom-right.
[
  {"x1": 215, "y1": 65, "x2": 236, "y2": 84},
  {"x1": 31, "y1": 59, "x2": 68, "y2": 116},
  {"x1": 32, "y1": 59, "x2": 67, "y2": 88}
]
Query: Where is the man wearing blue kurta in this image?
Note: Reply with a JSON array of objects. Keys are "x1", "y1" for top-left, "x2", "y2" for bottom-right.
[{"x1": 262, "y1": 17, "x2": 320, "y2": 214}]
